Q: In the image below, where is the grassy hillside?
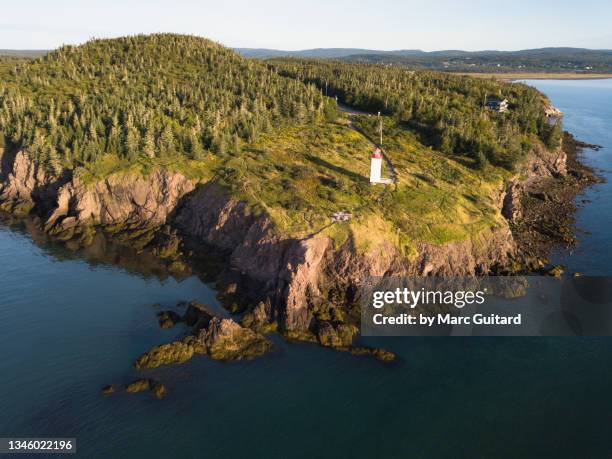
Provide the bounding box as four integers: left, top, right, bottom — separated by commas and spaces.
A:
0, 35, 547, 253
234, 118, 506, 253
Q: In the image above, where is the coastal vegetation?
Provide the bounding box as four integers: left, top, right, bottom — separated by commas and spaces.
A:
0, 34, 558, 253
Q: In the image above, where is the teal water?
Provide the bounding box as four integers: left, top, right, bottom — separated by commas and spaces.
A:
1, 79, 612, 458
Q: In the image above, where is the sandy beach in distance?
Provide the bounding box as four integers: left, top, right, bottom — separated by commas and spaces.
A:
456, 72, 612, 80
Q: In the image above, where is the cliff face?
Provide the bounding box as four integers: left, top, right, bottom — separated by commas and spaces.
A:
0, 149, 66, 216
502, 142, 568, 224
0, 143, 568, 335
44, 170, 194, 235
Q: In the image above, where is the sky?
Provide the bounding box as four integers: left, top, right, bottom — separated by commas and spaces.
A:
1, 0, 611, 51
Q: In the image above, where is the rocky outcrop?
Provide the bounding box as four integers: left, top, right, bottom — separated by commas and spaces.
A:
45, 170, 194, 236
134, 338, 196, 369
126, 378, 152, 393
502, 181, 523, 223
525, 142, 567, 180
196, 317, 272, 360
125, 379, 167, 399
501, 142, 568, 225
157, 310, 182, 329
0, 149, 66, 216
134, 307, 272, 369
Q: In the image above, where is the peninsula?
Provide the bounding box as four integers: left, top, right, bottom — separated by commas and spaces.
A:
0, 34, 597, 352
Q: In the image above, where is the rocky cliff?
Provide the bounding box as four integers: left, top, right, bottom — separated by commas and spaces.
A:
0, 149, 66, 216
0, 141, 569, 340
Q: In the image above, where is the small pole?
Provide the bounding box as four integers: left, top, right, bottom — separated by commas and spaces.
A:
378, 111, 382, 147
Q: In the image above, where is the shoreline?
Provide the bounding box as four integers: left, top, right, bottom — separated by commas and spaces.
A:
454, 72, 612, 81
509, 132, 603, 274
0, 132, 601, 285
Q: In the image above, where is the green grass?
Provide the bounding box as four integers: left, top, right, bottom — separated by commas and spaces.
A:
68, 112, 513, 256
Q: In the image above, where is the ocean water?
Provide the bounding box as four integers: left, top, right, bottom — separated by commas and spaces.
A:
1, 79, 612, 458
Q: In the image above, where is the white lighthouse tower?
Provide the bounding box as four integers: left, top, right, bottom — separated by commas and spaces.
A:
370, 147, 383, 183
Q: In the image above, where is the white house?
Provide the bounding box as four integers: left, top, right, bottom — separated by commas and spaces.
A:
486, 98, 509, 113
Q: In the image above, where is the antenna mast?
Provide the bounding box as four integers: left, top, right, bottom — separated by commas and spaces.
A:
378, 111, 383, 147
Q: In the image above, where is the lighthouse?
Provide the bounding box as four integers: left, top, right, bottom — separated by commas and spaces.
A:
370, 147, 383, 183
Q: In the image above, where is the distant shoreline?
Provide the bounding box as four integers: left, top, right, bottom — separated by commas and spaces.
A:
455, 72, 612, 81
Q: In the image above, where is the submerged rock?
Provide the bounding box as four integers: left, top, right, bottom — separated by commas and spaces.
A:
544, 265, 565, 278
126, 379, 151, 393
124, 378, 168, 399
101, 384, 116, 395
151, 381, 168, 400
346, 346, 396, 362
157, 310, 182, 329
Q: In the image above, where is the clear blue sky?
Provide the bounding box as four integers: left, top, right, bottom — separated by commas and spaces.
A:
2, 0, 611, 51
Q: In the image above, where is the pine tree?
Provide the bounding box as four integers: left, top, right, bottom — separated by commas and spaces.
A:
142, 129, 156, 159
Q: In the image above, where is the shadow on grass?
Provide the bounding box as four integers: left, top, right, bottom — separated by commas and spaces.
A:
305, 154, 369, 184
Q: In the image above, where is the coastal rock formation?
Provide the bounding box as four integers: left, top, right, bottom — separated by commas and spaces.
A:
502, 181, 523, 223
150, 381, 168, 400
0, 137, 583, 348
134, 339, 195, 369
126, 378, 152, 393
0, 149, 66, 216
45, 169, 194, 238
101, 384, 116, 395
196, 317, 272, 360
125, 379, 167, 399
157, 310, 182, 329
135, 310, 272, 368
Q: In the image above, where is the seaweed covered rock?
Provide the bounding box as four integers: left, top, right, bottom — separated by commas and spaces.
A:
347, 346, 396, 362
197, 317, 272, 360
316, 321, 343, 347
157, 310, 182, 329
151, 381, 168, 400
124, 378, 168, 399
126, 378, 151, 393
101, 384, 116, 395
134, 338, 195, 369
316, 321, 358, 348
545, 265, 565, 277
241, 301, 277, 333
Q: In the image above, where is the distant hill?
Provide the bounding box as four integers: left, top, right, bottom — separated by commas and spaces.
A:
236, 47, 612, 73
0, 49, 48, 58
236, 46, 612, 59
235, 48, 425, 59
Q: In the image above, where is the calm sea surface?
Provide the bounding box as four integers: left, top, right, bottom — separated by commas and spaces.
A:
1, 79, 611, 458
